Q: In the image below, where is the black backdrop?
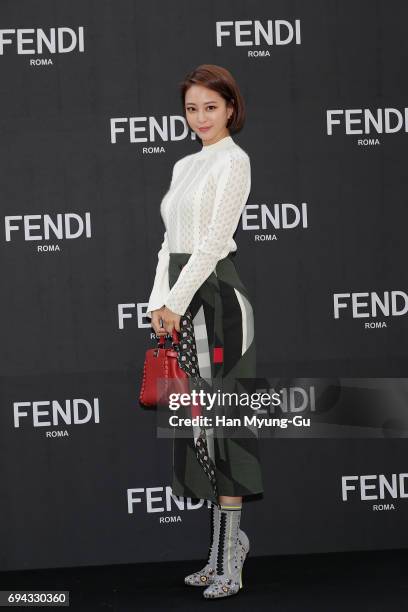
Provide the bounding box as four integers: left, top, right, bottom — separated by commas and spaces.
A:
1, 0, 408, 572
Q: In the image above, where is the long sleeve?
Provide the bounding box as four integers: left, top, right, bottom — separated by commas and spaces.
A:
164, 151, 251, 316
145, 158, 185, 320
145, 230, 170, 319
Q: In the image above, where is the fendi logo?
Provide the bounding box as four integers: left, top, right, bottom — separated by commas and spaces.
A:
327, 108, 408, 136
110, 116, 196, 151
118, 303, 157, 330
333, 291, 408, 328
128, 485, 211, 521
13, 398, 100, 429
342, 473, 408, 502
242, 202, 308, 242
254, 385, 316, 415
243, 203, 308, 230
4, 213, 92, 251
216, 19, 301, 51
0, 27, 85, 57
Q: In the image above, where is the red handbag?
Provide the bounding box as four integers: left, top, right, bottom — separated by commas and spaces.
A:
139, 329, 190, 407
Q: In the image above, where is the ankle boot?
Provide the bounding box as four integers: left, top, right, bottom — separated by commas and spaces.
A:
202, 503, 248, 599
184, 502, 219, 586
184, 503, 249, 587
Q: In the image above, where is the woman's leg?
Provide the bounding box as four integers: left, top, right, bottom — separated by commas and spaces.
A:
219, 495, 242, 505
203, 495, 248, 598
184, 502, 220, 587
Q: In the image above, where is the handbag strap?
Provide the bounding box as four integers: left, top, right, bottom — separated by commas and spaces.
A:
156, 328, 179, 350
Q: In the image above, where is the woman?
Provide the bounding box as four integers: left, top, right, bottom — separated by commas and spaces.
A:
145, 64, 264, 599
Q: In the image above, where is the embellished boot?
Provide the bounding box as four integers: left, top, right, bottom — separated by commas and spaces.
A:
184, 502, 219, 586
184, 503, 249, 587
202, 503, 248, 599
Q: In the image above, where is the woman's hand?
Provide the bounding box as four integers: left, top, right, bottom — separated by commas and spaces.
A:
151, 308, 167, 337
151, 306, 181, 336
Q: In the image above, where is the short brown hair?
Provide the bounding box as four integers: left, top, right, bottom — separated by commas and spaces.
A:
179, 64, 246, 132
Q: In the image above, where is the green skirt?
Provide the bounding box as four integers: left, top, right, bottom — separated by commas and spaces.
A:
168, 252, 264, 504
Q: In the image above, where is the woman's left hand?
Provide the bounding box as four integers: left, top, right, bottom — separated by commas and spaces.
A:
160, 306, 181, 334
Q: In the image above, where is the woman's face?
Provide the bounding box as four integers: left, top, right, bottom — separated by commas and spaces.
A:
184, 84, 233, 145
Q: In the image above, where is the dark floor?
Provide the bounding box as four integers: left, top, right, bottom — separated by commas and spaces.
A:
1, 549, 408, 611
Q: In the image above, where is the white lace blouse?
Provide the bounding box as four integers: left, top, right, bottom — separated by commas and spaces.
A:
145, 134, 251, 318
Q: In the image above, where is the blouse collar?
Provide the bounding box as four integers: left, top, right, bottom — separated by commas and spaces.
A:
199, 135, 234, 155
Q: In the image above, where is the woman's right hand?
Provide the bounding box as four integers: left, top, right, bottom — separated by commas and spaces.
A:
151, 307, 168, 337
